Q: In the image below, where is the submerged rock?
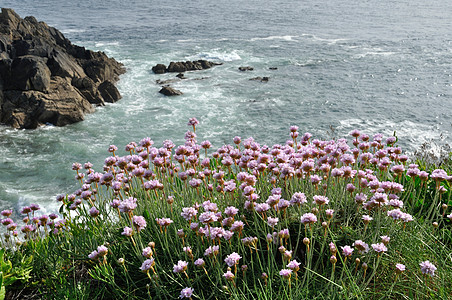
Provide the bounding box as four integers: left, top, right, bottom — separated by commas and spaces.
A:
238, 66, 254, 71
249, 77, 269, 82
0, 8, 125, 129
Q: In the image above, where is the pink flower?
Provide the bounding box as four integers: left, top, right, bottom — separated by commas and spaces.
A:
341, 245, 354, 257
371, 243, 387, 253
313, 195, 329, 206
230, 221, 244, 232
349, 129, 360, 138
431, 169, 448, 182
173, 260, 188, 273
97, 245, 108, 257
181, 207, 197, 222
1, 210, 12, 217
353, 240, 369, 254
325, 209, 334, 219
88, 250, 98, 260
133, 216, 147, 232
279, 269, 292, 279
179, 287, 194, 299
223, 270, 235, 281
156, 218, 173, 227
142, 247, 153, 258
255, 203, 271, 213
199, 212, 218, 224
119, 197, 137, 213
300, 213, 317, 225
140, 258, 155, 272
224, 206, 239, 217
224, 252, 242, 267
380, 235, 390, 245
267, 217, 279, 227
395, 263, 405, 274
287, 260, 301, 272
419, 261, 436, 277
122, 226, 133, 237
362, 215, 373, 224
204, 245, 219, 258
194, 258, 205, 268
187, 117, 199, 127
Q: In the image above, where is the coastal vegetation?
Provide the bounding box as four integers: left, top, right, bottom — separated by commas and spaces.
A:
1, 119, 451, 299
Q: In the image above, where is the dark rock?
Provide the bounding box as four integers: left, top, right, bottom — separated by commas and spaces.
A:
176, 73, 185, 79
152, 60, 221, 74
7, 56, 51, 92
0, 8, 125, 129
159, 86, 183, 96
239, 66, 254, 71
167, 61, 190, 73
47, 49, 86, 78
152, 64, 167, 74
2, 77, 94, 128
269, 67, 278, 70
98, 80, 121, 103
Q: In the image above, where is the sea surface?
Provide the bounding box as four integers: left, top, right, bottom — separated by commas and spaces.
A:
1, 0, 451, 215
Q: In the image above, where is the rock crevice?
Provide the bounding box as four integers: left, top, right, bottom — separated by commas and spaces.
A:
0, 8, 125, 128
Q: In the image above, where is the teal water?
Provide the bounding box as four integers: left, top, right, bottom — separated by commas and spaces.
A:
1, 0, 451, 214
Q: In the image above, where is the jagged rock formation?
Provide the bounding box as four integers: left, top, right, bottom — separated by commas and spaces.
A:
0, 8, 125, 128
152, 60, 221, 74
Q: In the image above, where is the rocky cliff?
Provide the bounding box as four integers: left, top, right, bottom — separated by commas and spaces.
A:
0, 8, 125, 129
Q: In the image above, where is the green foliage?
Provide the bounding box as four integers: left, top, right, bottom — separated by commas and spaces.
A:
0, 248, 32, 299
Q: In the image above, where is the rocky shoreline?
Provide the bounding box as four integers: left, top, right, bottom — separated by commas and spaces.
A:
0, 8, 125, 129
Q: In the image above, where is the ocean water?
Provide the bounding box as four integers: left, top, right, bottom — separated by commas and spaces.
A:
1, 0, 451, 215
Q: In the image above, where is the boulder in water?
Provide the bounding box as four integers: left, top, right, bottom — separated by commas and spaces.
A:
159, 86, 183, 96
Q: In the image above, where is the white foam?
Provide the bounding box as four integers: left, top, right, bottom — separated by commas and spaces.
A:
355, 51, 396, 58
250, 35, 298, 42
95, 41, 120, 47
188, 50, 242, 62
60, 28, 86, 34
311, 35, 348, 45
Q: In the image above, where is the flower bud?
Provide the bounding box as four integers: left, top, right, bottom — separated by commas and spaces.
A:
330, 255, 337, 264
